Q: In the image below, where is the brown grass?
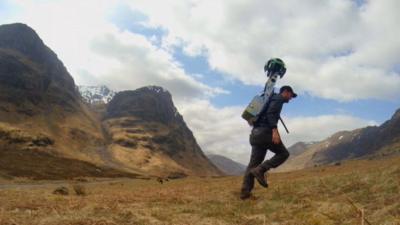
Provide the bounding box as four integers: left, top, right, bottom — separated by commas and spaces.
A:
0, 156, 399, 225
72, 184, 86, 196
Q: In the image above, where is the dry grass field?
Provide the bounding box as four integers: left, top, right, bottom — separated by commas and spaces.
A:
0, 156, 399, 225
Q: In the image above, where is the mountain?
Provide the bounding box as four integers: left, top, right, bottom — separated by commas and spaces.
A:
0, 23, 221, 179
0, 23, 77, 113
278, 109, 400, 172
0, 23, 137, 179
78, 85, 116, 104
103, 86, 223, 177
287, 142, 315, 157
312, 109, 400, 163
207, 154, 246, 175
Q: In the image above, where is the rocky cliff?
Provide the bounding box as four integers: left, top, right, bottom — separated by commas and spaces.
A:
102, 86, 222, 177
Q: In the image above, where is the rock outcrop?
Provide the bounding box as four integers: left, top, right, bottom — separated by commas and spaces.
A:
103, 86, 222, 177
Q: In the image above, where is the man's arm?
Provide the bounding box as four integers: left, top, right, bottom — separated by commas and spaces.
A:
272, 128, 281, 144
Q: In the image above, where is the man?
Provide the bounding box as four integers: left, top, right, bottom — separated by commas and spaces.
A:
240, 85, 297, 200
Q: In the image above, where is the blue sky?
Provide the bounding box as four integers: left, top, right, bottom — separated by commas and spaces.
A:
1, 0, 399, 163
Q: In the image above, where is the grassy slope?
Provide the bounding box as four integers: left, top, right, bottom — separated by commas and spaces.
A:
0, 121, 142, 180
0, 148, 139, 180
104, 116, 222, 177
104, 117, 190, 177
0, 156, 399, 225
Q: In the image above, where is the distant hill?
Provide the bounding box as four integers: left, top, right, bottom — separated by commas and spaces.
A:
312, 109, 400, 163
278, 109, 400, 172
207, 154, 246, 175
287, 142, 316, 157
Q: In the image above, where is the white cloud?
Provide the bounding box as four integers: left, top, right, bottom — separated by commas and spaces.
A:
176, 99, 253, 164
286, 57, 400, 101
89, 31, 228, 100
126, 0, 400, 102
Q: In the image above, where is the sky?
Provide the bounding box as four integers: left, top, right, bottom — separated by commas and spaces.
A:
1, 0, 399, 164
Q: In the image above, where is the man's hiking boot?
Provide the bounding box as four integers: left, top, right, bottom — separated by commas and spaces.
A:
250, 167, 268, 188
240, 191, 251, 200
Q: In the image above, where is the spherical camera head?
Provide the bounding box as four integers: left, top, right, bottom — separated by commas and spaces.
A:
264, 58, 286, 78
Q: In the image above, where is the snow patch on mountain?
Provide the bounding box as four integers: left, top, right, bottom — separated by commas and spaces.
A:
78, 85, 117, 104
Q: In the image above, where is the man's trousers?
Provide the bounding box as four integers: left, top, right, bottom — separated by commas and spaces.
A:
241, 127, 290, 193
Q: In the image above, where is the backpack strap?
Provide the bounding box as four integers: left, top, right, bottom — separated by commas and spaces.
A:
279, 117, 290, 134
253, 93, 274, 126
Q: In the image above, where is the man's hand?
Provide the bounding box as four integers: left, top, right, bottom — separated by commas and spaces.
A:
272, 128, 281, 144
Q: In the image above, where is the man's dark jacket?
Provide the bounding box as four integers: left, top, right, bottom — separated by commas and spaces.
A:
254, 94, 285, 129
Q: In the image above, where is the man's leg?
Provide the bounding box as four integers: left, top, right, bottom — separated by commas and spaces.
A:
241, 145, 267, 197
259, 142, 290, 171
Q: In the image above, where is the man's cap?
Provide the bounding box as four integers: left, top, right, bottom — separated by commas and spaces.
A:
279, 85, 297, 98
